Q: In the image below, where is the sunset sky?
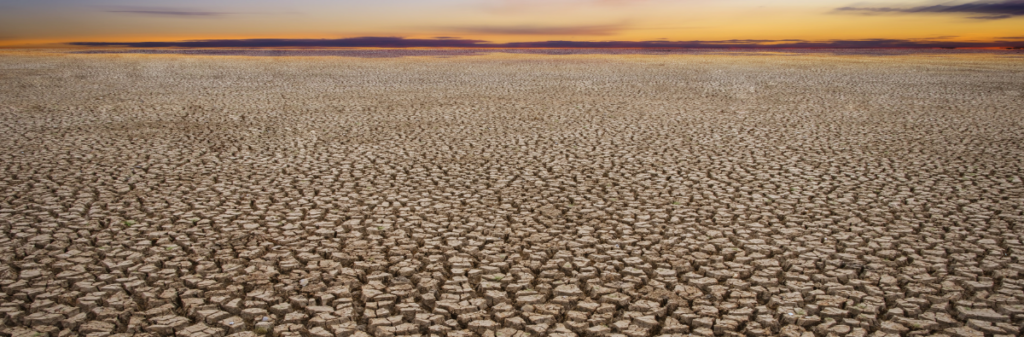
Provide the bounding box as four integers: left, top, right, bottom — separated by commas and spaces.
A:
1, 0, 1022, 47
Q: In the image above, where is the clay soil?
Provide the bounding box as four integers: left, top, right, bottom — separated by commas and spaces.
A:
1, 50, 1023, 337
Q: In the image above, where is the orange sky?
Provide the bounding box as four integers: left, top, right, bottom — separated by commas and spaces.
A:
2, 0, 1023, 47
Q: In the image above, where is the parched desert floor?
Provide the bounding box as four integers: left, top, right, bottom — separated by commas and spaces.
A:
1, 50, 1023, 337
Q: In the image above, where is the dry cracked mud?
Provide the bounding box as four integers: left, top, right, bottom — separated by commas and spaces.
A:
1, 50, 1023, 337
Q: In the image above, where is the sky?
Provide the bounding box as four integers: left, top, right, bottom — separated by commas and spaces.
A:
1, 0, 1022, 47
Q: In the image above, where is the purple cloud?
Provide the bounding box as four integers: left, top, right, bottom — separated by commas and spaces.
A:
836, 0, 1024, 19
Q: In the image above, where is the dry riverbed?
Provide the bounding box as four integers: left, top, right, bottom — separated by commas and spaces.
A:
1, 50, 1023, 337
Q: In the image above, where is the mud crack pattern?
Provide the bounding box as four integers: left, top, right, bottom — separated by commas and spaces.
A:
1, 51, 1023, 337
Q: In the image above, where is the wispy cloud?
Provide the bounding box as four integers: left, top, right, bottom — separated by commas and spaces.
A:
440, 23, 628, 36
915, 35, 960, 40
836, 0, 1024, 20
104, 6, 235, 17
68, 37, 1024, 49
491, 0, 651, 6
480, 0, 653, 14
107, 10, 228, 17
591, 0, 650, 5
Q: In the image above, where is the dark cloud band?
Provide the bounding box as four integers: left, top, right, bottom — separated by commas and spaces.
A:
836, 0, 1024, 20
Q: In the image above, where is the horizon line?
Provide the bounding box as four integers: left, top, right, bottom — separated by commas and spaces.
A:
58, 37, 1024, 49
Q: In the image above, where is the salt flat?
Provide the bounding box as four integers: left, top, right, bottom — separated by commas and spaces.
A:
1, 50, 1023, 337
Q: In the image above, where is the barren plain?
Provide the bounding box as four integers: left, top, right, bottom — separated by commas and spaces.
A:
1, 50, 1023, 337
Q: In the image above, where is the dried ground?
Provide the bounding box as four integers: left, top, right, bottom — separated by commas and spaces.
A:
1, 50, 1023, 337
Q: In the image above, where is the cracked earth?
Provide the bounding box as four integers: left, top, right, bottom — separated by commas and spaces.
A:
1, 51, 1023, 337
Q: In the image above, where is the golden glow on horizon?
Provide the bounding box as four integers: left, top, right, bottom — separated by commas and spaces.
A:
1, 1, 1022, 47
